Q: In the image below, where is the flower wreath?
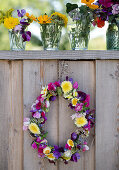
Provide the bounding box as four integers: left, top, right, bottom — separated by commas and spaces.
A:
23, 77, 95, 164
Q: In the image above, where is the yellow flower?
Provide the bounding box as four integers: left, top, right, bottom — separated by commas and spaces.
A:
25, 12, 37, 22
46, 153, 55, 160
51, 12, 68, 27
81, 0, 99, 9
37, 15, 52, 24
28, 123, 40, 134
43, 147, 51, 154
72, 98, 78, 106
67, 139, 74, 147
61, 81, 72, 94
4, 17, 19, 29
75, 116, 88, 127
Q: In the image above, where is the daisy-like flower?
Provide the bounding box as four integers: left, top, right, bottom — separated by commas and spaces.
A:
61, 81, 72, 94
28, 123, 41, 134
46, 153, 55, 160
72, 98, 79, 106
25, 12, 37, 22
37, 14, 52, 24
4, 17, 19, 29
75, 116, 88, 127
51, 12, 68, 27
67, 139, 74, 147
43, 146, 51, 154
41, 86, 48, 97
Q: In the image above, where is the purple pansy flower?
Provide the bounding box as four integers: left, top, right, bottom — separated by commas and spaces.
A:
50, 96, 56, 101
71, 132, 77, 141
53, 151, 61, 159
71, 153, 80, 162
14, 25, 22, 32
77, 91, 86, 101
17, 9, 26, 18
20, 18, 29, 25
22, 31, 31, 42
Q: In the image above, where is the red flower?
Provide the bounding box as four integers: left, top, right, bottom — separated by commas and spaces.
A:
96, 17, 105, 28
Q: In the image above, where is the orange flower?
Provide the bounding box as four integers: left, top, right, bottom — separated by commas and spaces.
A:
26, 13, 37, 22
81, 0, 99, 9
37, 15, 52, 24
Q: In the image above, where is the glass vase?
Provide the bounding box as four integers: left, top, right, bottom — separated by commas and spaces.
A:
9, 30, 26, 51
106, 23, 119, 50
69, 23, 90, 50
40, 24, 62, 50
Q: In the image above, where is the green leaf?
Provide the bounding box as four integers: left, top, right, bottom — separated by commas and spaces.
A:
57, 87, 62, 96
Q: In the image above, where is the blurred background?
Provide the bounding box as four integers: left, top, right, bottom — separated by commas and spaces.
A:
0, 0, 108, 50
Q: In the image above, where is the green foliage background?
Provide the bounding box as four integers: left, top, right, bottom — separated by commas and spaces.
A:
0, 0, 106, 50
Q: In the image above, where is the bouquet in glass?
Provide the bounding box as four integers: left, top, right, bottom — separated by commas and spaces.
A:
37, 12, 68, 50
0, 9, 36, 51
66, 1, 99, 50
93, 0, 119, 50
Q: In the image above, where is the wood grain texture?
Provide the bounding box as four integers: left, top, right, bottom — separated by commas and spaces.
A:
0, 61, 23, 170
23, 60, 58, 170
58, 61, 95, 170
0, 50, 119, 60
96, 60, 119, 170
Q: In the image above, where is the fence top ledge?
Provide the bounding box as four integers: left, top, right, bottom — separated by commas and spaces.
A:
0, 50, 119, 60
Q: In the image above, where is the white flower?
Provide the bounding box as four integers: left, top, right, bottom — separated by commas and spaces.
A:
41, 86, 48, 97
64, 150, 72, 157
46, 100, 50, 108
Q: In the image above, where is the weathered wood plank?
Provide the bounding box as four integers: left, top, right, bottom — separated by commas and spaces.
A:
0, 61, 23, 170
8, 61, 23, 170
58, 61, 95, 170
96, 60, 119, 170
23, 60, 58, 170
0, 50, 119, 60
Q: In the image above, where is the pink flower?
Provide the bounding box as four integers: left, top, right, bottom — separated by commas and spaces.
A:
23, 117, 30, 131
54, 81, 61, 87
33, 112, 41, 118
84, 121, 91, 131
41, 111, 45, 117
73, 82, 78, 89
48, 82, 56, 91
32, 142, 37, 149
36, 137, 41, 143
75, 103, 84, 112
84, 95, 90, 107
36, 101, 41, 110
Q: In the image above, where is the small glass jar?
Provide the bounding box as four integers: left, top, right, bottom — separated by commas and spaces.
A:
69, 23, 90, 50
9, 30, 26, 51
106, 23, 119, 50
40, 24, 62, 50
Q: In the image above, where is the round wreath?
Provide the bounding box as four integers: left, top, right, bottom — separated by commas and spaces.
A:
23, 76, 95, 164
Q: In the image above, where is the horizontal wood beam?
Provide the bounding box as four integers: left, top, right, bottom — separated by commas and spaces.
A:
0, 50, 119, 60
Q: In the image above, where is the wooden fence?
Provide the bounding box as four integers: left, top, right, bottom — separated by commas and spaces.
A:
0, 51, 119, 170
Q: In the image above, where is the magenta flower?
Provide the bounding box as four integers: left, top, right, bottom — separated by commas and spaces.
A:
75, 103, 83, 112
65, 144, 71, 150
54, 81, 61, 87
33, 112, 41, 118
112, 4, 119, 15
84, 95, 90, 107
99, 0, 113, 8
32, 142, 37, 149
48, 82, 56, 91
73, 81, 78, 89
36, 101, 41, 110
